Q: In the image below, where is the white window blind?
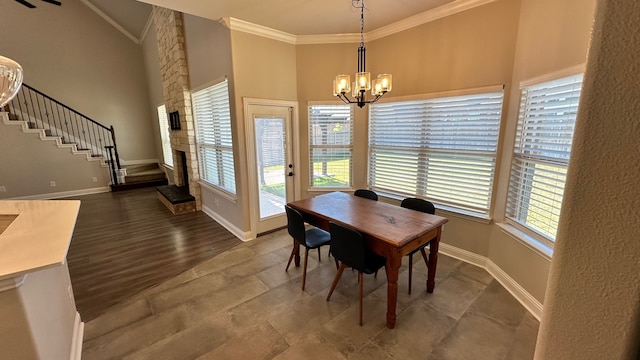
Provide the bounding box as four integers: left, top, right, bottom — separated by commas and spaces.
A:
192, 79, 236, 194
157, 105, 173, 167
506, 74, 583, 243
369, 90, 504, 215
309, 104, 353, 188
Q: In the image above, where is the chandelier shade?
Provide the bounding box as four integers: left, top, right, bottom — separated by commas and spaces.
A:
0, 55, 24, 107
333, 0, 392, 108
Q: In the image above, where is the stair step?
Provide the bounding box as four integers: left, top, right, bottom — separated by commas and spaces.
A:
111, 178, 168, 192
124, 163, 160, 175
125, 170, 166, 184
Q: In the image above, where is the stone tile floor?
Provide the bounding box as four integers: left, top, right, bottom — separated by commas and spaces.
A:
82, 229, 539, 359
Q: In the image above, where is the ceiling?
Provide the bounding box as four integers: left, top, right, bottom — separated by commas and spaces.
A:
85, 0, 458, 41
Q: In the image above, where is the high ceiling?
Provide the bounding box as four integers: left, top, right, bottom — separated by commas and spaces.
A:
138, 0, 454, 35
89, 0, 457, 40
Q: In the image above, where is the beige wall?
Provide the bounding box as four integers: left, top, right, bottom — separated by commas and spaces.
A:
0, 118, 110, 199
489, 0, 597, 303
214, 30, 298, 231
295, 0, 521, 258
0, 0, 155, 162
535, 0, 640, 357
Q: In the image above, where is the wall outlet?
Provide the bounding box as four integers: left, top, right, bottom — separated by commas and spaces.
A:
92, 177, 98, 183
50, 181, 56, 187
0, 186, 6, 192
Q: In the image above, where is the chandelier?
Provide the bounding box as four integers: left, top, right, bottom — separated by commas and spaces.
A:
333, 0, 392, 108
0, 55, 23, 107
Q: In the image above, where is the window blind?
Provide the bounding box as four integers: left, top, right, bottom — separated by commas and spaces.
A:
506, 74, 583, 242
369, 91, 504, 215
192, 79, 236, 194
309, 104, 353, 188
157, 104, 173, 167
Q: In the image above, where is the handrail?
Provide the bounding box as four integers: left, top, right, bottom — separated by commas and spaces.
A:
5, 83, 122, 185
20, 83, 111, 131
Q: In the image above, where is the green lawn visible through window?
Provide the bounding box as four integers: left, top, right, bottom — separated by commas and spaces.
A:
312, 159, 350, 187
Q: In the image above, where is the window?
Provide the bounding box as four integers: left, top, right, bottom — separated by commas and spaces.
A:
506, 74, 583, 244
157, 104, 174, 167
369, 89, 504, 216
192, 79, 236, 194
309, 104, 353, 188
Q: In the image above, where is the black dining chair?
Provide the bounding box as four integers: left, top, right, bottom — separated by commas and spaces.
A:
354, 189, 378, 201
285, 205, 334, 290
400, 197, 436, 295
326, 222, 387, 326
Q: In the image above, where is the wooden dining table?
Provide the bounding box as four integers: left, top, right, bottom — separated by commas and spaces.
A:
287, 191, 448, 329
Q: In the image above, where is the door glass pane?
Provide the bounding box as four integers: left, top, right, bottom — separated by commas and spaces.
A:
255, 117, 286, 218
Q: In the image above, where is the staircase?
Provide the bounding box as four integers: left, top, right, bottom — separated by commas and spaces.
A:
112, 163, 168, 191
3, 83, 125, 187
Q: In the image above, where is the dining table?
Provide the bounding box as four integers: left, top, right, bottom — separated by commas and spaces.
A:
287, 191, 448, 329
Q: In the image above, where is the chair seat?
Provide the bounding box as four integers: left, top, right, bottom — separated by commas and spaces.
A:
304, 227, 331, 249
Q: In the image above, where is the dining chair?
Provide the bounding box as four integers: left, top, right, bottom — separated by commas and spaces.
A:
285, 205, 334, 290
326, 222, 387, 326
400, 197, 436, 295
354, 189, 378, 201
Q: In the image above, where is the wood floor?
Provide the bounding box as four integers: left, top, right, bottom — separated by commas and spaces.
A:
66, 187, 242, 321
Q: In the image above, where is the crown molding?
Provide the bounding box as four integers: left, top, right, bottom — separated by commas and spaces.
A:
219, 17, 297, 44
367, 0, 499, 41
219, 0, 498, 45
80, 0, 141, 44
140, 11, 155, 43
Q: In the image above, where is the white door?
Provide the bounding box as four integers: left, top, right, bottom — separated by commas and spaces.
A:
244, 99, 299, 236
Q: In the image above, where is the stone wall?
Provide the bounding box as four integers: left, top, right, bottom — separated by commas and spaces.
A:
152, 7, 201, 210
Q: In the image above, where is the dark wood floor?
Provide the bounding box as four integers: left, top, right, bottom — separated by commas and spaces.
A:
66, 187, 242, 321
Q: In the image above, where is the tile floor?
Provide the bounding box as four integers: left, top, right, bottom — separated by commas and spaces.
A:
82, 229, 539, 359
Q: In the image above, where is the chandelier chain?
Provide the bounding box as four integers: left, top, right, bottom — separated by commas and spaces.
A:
353, 0, 366, 47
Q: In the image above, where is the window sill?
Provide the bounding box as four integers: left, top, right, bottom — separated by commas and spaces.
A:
198, 180, 237, 203
496, 222, 553, 260
307, 187, 354, 194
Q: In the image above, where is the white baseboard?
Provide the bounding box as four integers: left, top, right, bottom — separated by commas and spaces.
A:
439, 242, 543, 321
486, 260, 544, 320
9, 187, 111, 200
201, 205, 252, 241
70, 312, 84, 360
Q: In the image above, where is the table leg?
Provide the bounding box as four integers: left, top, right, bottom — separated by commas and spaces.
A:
427, 234, 440, 293
385, 256, 401, 329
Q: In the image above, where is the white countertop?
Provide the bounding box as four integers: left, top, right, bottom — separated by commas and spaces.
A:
0, 200, 80, 280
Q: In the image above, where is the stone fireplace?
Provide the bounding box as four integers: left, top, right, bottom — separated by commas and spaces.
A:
152, 7, 201, 213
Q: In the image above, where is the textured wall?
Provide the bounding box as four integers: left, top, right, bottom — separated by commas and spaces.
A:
535, 0, 640, 358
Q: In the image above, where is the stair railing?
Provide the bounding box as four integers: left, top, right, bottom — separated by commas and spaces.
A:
5, 83, 122, 185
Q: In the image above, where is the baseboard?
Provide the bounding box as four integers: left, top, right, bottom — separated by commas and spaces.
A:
201, 205, 253, 241
439, 242, 543, 321
439, 242, 488, 269
486, 260, 544, 320
9, 187, 111, 200
70, 312, 84, 360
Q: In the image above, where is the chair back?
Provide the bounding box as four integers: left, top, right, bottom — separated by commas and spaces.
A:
400, 197, 435, 215
329, 222, 367, 272
354, 189, 378, 201
285, 205, 307, 244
